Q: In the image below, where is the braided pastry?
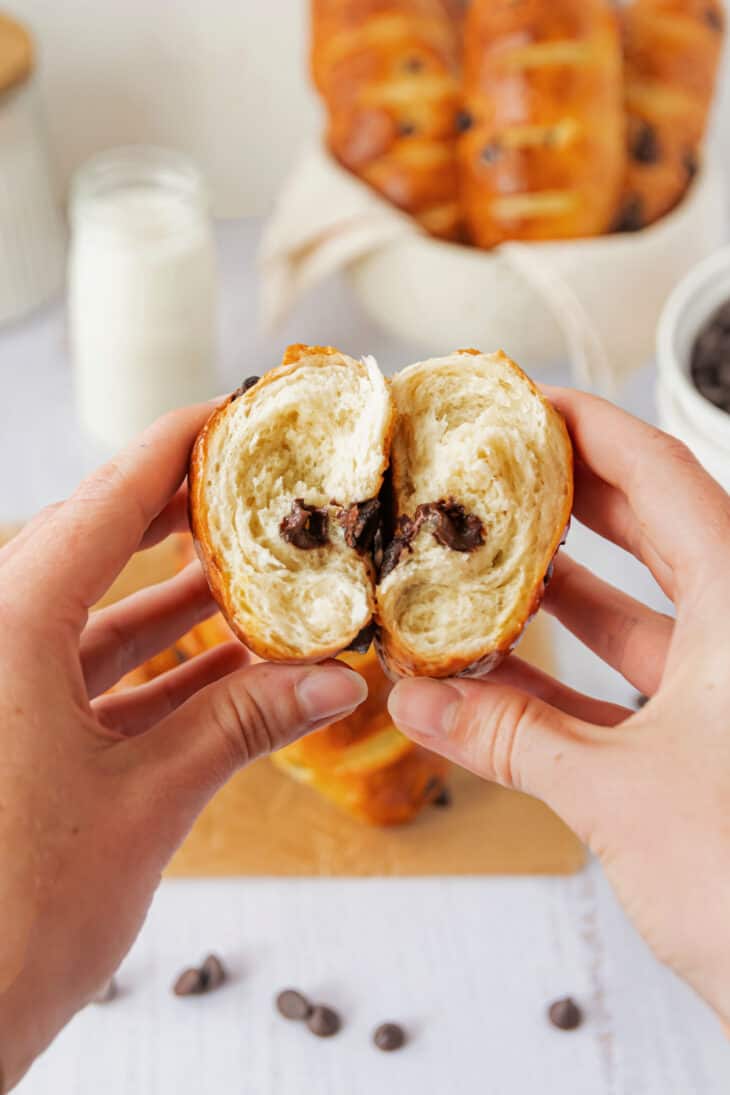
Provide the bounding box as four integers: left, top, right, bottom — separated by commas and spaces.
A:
458, 0, 626, 247
311, 0, 463, 239
616, 0, 725, 231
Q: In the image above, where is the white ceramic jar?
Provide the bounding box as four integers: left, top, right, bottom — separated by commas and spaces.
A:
69, 146, 218, 448
0, 15, 65, 325
656, 246, 730, 494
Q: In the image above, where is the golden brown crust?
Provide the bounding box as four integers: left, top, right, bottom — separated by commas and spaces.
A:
311, 0, 463, 239
189, 345, 394, 664
271, 648, 449, 824
617, 0, 724, 230
376, 350, 574, 678
459, 0, 626, 248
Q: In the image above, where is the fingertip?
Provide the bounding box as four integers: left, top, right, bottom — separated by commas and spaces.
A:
295, 663, 368, 724
388, 678, 461, 740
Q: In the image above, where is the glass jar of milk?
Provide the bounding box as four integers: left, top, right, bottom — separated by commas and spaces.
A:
69, 146, 217, 448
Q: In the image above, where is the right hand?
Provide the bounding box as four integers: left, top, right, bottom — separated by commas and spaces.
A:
388, 388, 730, 1029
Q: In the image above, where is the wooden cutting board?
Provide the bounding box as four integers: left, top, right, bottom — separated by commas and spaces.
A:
4, 526, 586, 876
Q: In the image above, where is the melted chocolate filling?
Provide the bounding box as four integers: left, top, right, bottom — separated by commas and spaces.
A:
379, 497, 485, 581
339, 498, 382, 556
344, 621, 376, 654
279, 499, 329, 550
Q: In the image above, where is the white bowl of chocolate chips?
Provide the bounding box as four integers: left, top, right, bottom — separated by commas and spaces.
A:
657, 244, 730, 493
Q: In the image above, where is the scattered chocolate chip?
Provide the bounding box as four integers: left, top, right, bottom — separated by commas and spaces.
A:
200, 954, 226, 990
455, 109, 473, 134
345, 621, 376, 654
635, 693, 649, 709
280, 499, 330, 550
398, 121, 417, 137
92, 977, 118, 1004
631, 122, 661, 164
276, 988, 313, 1021
704, 6, 724, 30
683, 149, 699, 180
307, 1004, 341, 1038
548, 997, 583, 1030
173, 967, 207, 997
418, 498, 485, 552
340, 498, 382, 556
373, 1022, 406, 1052
403, 56, 424, 73
480, 142, 501, 165
613, 196, 644, 233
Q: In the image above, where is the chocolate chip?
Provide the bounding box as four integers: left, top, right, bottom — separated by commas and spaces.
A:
340, 498, 382, 556
92, 977, 118, 1004
683, 149, 699, 180
276, 988, 313, 1021
691, 301, 730, 412
418, 498, 485, 552
200, 954, 226, 990
432, 786, 452, 808
631, 122, 661, 164
455, 110, 473, 134
398, 121, 417, 137
373, 1022, 406, 1052
235, 375, 261, 398
548, 997, 583, 1030
705, 6, 724, 30
480, 142, 501, 165
613, 196, 645, 233
403, 56, 424, 73
280, 499, 329, 550
173, 967, 207, 997
345, 621, 376, 654
543, 561, 555, 588
307, 1004, 341, 1038
635, 693, 649, 709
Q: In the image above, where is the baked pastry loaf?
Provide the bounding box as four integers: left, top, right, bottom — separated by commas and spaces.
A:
617, 0, 725, 231
310, 0, 463, 239
272, 647, 449, 824
458, 0, 625, 248
376, 350, 573, 677
189, 345, 393, 663
190, 347, 572, 677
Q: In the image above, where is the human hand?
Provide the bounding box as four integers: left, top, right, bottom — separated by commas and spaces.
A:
388, 389, 730, 1028
0, 404, 367, 1090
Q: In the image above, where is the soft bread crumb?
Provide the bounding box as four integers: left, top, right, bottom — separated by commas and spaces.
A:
377, 350, 573, 674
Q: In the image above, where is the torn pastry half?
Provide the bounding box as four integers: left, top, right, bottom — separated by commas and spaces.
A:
189, 344, 394, 662
189, 345, 573, 677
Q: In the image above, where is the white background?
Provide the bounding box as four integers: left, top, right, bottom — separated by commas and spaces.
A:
4, 0, 730, 215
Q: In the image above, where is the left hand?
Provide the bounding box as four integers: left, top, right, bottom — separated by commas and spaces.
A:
0, 403, 367, 1090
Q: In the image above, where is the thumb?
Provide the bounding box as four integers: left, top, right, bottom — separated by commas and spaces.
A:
388, 677, 597, 836
128, 660, 367, 836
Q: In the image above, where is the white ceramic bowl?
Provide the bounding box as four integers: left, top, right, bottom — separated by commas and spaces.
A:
347, 163, 726, 384
657, 246, 730, 493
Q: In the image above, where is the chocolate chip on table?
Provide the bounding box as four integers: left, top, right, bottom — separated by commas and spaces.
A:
280, 499, 330, 550
276, 988, 313, 1021
173, 967, 208, 997
307, 1004, 342, 1038
631, 122, 661, 164
373, 1022, 407, 1052
432, 786, 452, 808
92, 977, 118, 1004
548, 997, 583, 1031
200, 954, 226, 990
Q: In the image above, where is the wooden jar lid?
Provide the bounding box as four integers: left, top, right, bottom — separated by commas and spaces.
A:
0, 12, 33, 95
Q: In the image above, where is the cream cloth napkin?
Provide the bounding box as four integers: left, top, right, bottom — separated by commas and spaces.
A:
259, 145, 727, 392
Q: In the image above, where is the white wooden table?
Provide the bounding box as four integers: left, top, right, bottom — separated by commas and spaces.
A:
3, 219, 729, 1094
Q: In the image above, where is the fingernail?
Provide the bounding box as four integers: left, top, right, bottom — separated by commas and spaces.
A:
388, 679, 461, 738
296, 665, 368, 723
